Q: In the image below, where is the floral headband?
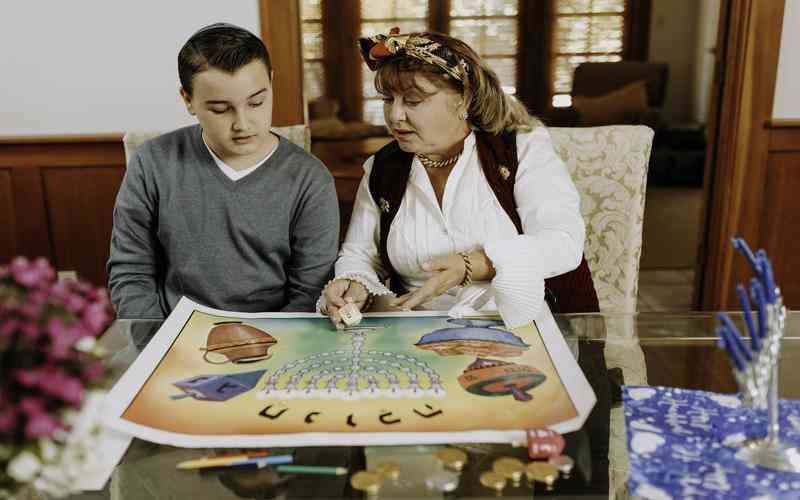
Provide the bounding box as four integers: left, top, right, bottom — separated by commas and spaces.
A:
357, 27, 468, 82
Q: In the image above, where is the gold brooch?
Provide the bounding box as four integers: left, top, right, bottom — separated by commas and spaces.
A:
378, 198, 390, 213
499, 165, 511, 180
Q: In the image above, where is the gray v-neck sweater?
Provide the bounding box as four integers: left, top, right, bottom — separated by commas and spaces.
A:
108, 125, 339, 318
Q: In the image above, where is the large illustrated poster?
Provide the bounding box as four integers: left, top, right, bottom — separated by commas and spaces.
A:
104, 298, 595, 447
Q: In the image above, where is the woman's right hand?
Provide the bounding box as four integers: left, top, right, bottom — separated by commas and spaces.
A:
322, 279, 370, 329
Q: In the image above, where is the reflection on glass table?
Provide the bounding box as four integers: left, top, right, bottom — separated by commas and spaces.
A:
61, 312, 800, 499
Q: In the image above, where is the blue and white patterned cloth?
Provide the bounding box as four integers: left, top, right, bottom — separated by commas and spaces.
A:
624, 386, 800, 499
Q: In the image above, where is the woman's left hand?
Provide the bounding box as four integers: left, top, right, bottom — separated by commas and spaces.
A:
390, 254, 467, 310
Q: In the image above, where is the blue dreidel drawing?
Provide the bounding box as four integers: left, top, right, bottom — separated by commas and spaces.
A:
172, 370, 266, 401
715, 237, 800, 472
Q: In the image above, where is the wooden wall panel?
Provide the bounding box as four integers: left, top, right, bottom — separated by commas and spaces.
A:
0, 169, 16, 263
0, 136, 126, 286
700, 0, 786, 310
9, 167, 51, 261
259, 0, 305, 126
761, 152, 800, 305
41, 166, 125, 287
761, 124, 800, 308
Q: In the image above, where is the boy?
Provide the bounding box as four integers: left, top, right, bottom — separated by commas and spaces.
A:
108, 23, 339, 318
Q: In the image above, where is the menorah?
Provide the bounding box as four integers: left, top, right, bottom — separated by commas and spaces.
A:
257, 325, 446, 400
715, 237, 800, 472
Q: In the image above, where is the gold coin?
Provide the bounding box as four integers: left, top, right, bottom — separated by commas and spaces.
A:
479, 471, 507, 492
375, 461, 401, 480
526, 462, 558, 486
350, 471, 382, 495
492, 457, 526, 482
435, 448, 468, 471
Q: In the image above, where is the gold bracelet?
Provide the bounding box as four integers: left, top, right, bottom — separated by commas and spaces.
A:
457, 252, 473, 287
362, 292, 375, 312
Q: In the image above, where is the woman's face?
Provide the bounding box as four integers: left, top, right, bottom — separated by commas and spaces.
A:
382, 74, 468, 156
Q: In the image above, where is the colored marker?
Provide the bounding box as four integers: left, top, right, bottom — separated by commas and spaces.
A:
275, 465, 349, 476
177, 453, 292, 470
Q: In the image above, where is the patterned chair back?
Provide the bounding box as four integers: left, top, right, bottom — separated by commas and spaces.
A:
122, 125, 311, 163
549, 125, 654, 314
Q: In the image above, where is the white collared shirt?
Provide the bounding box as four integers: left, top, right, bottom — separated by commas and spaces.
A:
333, 126, 585, 327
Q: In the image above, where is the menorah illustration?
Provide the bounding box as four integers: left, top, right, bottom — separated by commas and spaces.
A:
257, 325, 446, 400
716, 237, 800, 472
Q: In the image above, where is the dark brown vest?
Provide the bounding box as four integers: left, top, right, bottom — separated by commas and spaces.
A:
368, 130, 600, 314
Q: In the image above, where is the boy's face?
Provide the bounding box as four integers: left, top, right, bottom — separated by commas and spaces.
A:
181, 59, 275, 167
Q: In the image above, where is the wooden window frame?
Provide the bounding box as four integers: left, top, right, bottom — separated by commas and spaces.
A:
545, 0, 651, 110
307, 0, 650, 121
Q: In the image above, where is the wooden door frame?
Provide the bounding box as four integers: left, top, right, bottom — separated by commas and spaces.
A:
696, 0, 786, 309
259, 0, 306, 126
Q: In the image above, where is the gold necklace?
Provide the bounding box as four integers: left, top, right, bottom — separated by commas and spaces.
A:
417, 152, 461, 169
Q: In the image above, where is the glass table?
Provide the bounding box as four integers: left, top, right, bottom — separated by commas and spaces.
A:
65, 312, 800, 499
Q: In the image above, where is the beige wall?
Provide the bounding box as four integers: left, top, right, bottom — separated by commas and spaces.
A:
649, 0, 701, 124
692, 0, 721, 124
773, 0, 800, 119
0, 1, 260, 136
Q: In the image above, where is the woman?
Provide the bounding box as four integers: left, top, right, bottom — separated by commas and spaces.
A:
320, 29, 597, 329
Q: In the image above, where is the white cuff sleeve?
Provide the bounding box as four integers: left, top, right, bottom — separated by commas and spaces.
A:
314, 272, 394, 313
484, 235, 546, 328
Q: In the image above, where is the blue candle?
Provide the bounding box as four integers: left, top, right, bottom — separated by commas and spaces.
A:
717, 313, 752, 363
732, 237, 760, 273
750, 278, 768, 341
756, 250, 777, 303
716, 326, 745, 372
736, 284, 760, 352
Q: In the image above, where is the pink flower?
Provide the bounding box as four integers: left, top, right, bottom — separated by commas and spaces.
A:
0, 408, 18, 434
38, 368, 84, 405
46, 317, 66, 338
0, 318, 20, 337
25, 413, 61, 439
18, 300, 43, 319
81, 303, 110, 334
19, 396, 46, 416
58, 377, 85, 406
48, 324, 83, 360
9, 257, 48, 288
15, 368, 42, 387
63, 293, 87, 314
32, 257, 55, 282
48, 280, 69, 302
20, 320, 41, 341
81, 361, 105, 382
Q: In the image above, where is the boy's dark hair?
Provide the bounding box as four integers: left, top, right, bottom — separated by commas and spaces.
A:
178, 23, 272, 97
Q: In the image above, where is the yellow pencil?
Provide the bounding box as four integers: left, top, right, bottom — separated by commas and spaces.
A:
176, 451, 273, 469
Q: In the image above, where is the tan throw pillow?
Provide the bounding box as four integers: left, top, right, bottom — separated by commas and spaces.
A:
572, 80, 649, 126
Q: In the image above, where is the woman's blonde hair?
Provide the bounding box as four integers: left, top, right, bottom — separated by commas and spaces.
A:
374, 31, 539, 134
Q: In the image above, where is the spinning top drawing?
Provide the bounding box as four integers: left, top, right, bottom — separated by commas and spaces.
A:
458, 358, 545, 402
200, 321, 277, 364
415, 319, 529, 358
172, 370, 266, 401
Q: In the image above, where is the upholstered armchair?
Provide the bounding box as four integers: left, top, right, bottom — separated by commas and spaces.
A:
550, 124, 653, 499
545, 62, 669, 129
550, 125, 653, 314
